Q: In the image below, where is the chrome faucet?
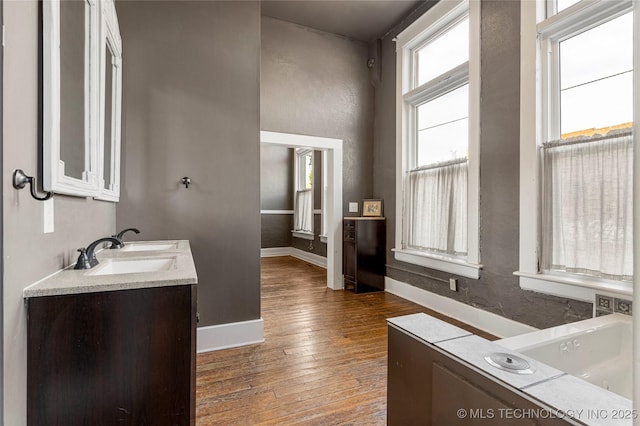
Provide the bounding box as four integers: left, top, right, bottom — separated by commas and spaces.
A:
75, 237, 122, 270
109, 227, 141, 249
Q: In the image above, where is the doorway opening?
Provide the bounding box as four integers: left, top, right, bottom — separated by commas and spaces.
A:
260, 131, 343, 290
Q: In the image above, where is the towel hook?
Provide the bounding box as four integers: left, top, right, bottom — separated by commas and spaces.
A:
13, 169, 53, 201
181, 176, 191, 189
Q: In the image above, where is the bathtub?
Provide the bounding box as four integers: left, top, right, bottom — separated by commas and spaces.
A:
498, 313, 632, 399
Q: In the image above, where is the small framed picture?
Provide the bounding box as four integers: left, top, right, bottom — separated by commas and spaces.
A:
362, 199, 383, 217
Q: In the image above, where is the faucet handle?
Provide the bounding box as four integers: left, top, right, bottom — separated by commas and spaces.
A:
74, 248, 91, 270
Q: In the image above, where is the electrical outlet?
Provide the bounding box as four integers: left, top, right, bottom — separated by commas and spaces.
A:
449, 278, 457, 291
349, 202, 359, 213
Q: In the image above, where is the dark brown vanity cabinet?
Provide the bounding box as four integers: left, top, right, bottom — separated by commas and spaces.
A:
343, 217, 385, 292
26, 285, 197, 426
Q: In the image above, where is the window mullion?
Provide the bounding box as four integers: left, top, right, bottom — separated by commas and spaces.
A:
538, 0, 633, 41
403, 61, 469, 105
548, 40, 561, 140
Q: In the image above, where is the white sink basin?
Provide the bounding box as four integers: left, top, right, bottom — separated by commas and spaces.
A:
89, 257, 176, 276
121, 243, 177, 252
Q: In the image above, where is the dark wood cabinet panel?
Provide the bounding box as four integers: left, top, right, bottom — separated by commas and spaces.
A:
343, 218, 385, 293
27, 285, 196, 426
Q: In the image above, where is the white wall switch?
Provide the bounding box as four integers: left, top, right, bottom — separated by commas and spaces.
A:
349, 202, 359, 213
449, 278, 457, 291
43, 198, 54, 233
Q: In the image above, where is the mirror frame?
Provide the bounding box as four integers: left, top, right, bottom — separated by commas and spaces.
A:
43, 0, 101, 196
95, 0, 122, 202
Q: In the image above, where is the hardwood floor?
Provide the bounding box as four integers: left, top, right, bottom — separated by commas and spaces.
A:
196, 256, 495, 425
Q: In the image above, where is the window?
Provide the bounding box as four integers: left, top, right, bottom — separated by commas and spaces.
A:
394, 0, 481, 278
519, 0, 636, 299
293, 149, 314, 239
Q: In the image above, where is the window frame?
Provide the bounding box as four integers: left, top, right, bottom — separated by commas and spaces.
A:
292, 148, 314, 240
393, 0, 481, 279
518, 0, 635, 301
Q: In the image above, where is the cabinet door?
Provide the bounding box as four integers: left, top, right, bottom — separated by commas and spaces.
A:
27, 285, 196, 426
344, 240, 357, 282
355, 220, 385, 290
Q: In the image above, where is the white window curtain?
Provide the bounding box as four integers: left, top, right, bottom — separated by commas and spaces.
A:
294, 189, 313, 233
405, 158, 468, 255
542, 130, 633, 281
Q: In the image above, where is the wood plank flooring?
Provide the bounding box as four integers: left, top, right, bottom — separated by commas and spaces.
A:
196, 256, 496, 425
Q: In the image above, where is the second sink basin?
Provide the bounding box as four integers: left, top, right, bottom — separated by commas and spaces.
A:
89, 257, 176, 276
121, 242, 178, 252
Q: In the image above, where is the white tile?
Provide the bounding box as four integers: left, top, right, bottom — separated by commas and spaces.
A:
524, 374, 632, 426
387, 312, 471, 344
436, 334, 565, 389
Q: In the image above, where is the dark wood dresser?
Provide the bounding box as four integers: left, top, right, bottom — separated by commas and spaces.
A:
343, 217, 386, 293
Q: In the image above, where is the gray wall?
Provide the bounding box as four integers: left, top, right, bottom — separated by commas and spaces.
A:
291, 215, 327, 257
260, 145, 293, 248
2, 2, 116, 423
373, 0, 592, 329
116, 1, 261, 327
261, 16, 375, 213
261, 145, 293, 211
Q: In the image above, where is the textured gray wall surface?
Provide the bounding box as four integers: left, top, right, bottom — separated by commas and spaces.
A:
373, 0, 592, 329
261, 215, 292, 248
260, 145, 292, 248
261, 145, 293, 211
3, 2, 116, 423
261, 16, 375, 213
116, 1, 261, 326
292, 215, 327, 257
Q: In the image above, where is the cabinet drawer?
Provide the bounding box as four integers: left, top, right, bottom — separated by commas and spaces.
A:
344, 230, 356, 241
344, 220, 355, 230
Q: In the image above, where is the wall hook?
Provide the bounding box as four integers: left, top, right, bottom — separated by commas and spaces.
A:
181, 177, 191, 189
13, 169, 53, 201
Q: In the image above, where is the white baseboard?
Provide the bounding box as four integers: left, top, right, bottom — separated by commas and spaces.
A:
260, 247, 291, 257
290, 247, 327, 268
260, 247, 327, 269
197, 318, 264, 353
385, 277, 538, 338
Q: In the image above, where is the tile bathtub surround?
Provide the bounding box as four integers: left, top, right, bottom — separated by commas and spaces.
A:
614, 298, 632, 315
595, 293, 632, 317
387, 313, 472, 344
389, 313, 564, 390
436, 335, 566, 390
391, 312, 633, 426
523, 374, 632, 426
596, 294, 613, 311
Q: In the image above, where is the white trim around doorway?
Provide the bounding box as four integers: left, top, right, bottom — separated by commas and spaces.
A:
260, 130, 343, 290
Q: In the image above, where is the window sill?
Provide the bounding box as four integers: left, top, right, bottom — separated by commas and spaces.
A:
514, 271, 632, 302
392, 248, 482, 279
319, 235, 328, 244
291, 231, 314, 241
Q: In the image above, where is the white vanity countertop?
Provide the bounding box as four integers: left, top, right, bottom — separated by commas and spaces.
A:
23, 240, 197, 298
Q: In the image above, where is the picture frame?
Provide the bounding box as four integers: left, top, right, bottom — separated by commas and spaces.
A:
362, 199, 383, 217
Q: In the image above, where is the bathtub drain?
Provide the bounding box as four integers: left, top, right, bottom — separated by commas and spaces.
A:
484, 352, 535, 375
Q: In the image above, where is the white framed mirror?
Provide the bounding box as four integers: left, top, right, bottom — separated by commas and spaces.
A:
96, 0, 122, 202
43, 0, 100, 196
